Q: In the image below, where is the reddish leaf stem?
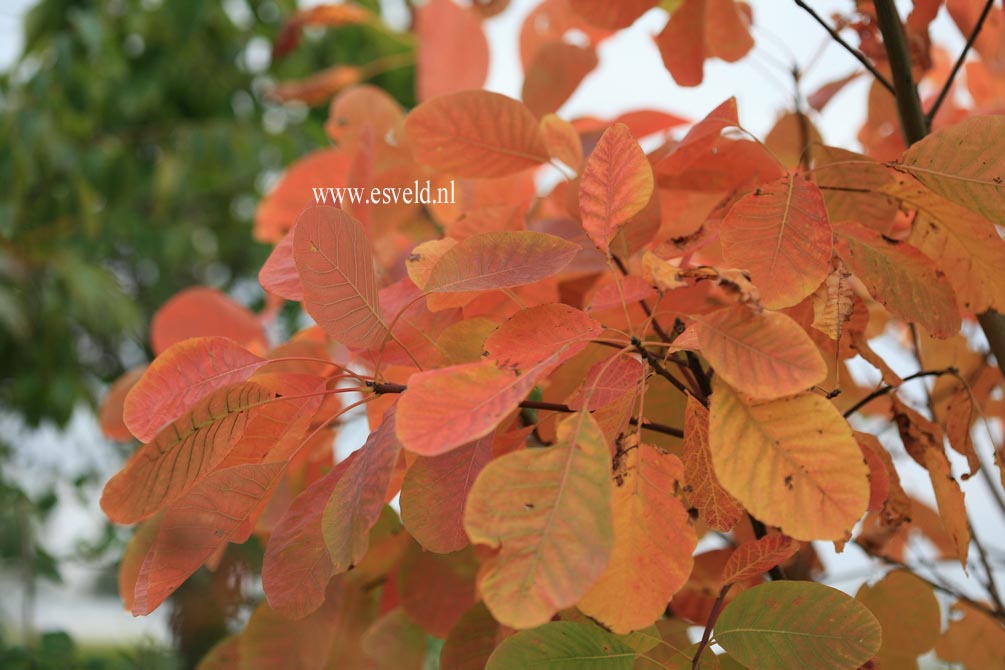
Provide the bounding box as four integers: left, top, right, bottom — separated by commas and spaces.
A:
692, 583, 732, 670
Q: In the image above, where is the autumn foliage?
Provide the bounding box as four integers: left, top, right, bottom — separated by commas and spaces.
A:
99, 1, 1005, 669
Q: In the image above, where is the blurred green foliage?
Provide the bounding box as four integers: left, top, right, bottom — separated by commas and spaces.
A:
0, 0, 415, 665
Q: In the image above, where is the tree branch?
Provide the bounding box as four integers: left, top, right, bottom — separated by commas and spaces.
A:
842, 367, 957, 418
872, 0, 928, 143
369, 382, 684, 438
926, 0, 996, 124
792, 0, 895, 95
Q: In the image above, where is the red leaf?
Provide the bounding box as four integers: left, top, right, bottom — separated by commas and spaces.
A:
424, 231, 579, 293
399, 433, 495, 553
720, 534, 800, 587
395, 360, 542, 456
322, 408, 403, 573
484, 303, 604, 371
132, 462, 286, 614
522, 42, 598, 117
123, 336, 267, 443
568, 0, 657, 28
102, 382, 274, 524
150, 287, 266, 356
260, 225, 304, 301
721, 175, 833, 309
99, 366, 146, 442
416, 0, 489, 101
293, 206, 389, 350
579, 123, 654, 253
262, 454, 357, 619
254, 148, 353, 243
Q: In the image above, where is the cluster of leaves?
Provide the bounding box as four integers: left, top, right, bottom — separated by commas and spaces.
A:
98, 1, 1005, 669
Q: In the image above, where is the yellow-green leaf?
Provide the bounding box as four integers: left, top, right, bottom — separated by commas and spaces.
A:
715, 581, 882, 670
464, 412, 614, 628
709, 377, 868, 540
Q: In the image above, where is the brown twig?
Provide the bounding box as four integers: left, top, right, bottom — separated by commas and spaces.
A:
369, 382, 684, 438
926, 0, 996, 123
792, 0, 895, 95
872, 0, 929, 142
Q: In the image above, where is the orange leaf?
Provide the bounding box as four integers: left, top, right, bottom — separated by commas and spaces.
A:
484, 303, 603, 371
834, 220, 960, 338
856, 570, 940, 668
578, 444, 696, 633
405, 91, 549, 178
254, 148, 353, 243
656, 98, 738, 177
568, 0, 657, 28
709, 377, 869, 541
579, 123, 654, 253
322, 408, 403, 573
682, 397, 744, 531
99, 366, 146, 442
856, 433, 891, 513
395, 360, 541, 456
119, 516, 162, 613
695, 306, 827, 399
540, 114, 584, 174
150, 287, 266, 355
424, 231, 579, 293
935, 602, 1005, 669
522, 42, 598, 118
945, 387, 980, 478
102, 382, 275, 524
272, 4, 375, 60
464, 412, 614, 628
262, 454, 357, 620
131, 462, 286, 614
259, 225, 304, 301
720, 534, 799, 587
655, 0, 753, 87
123, 336, 267, 443
720, 174, 833, 309
889, 179, 1005, 313
416, 0, 489, 101
399, 433, 494, 553
891, 398, 970, 567
268, 65, 362, 106
293, 206, 389, 350
519, 0, 612, 67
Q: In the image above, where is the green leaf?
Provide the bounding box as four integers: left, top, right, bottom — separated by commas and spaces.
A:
486, 622, 636, 670
714, 582, 881, 670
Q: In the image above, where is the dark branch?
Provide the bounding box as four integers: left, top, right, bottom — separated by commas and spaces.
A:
792, 0, 895, 95
872, 0, 928, 143
927, 0, 995, 123
611, 254, 674, 343
842, 367, 957, 418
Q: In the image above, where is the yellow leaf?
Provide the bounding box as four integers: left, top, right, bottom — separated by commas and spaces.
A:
709, 377, 868, 540
695, 306, 827, 399
578, 444, 696, 633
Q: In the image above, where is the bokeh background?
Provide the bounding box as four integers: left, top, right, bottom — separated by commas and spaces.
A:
1, 1, 995, 669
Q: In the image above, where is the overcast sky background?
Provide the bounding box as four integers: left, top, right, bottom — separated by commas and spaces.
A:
2, 0, 1000, 652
